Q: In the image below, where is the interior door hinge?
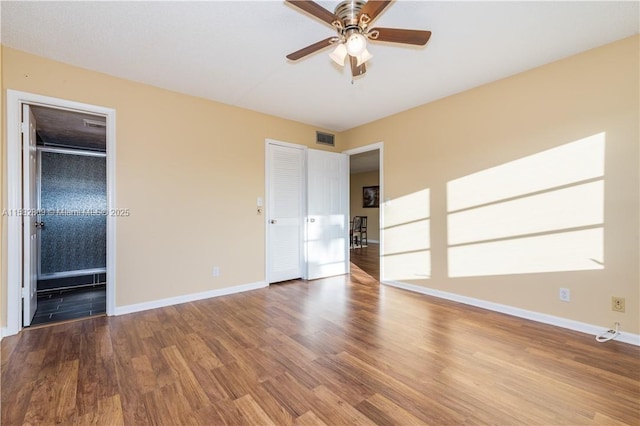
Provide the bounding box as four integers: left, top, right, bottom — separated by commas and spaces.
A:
20, 122, 26, 134
21, 287, 28, 299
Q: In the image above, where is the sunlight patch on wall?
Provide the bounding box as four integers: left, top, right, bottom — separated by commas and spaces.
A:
448, 181, 604, 245
383, 189, 431, 280
449, 229, 603, 277
447, 133, 605, 277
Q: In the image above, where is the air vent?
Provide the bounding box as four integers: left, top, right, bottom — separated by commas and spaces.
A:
83, 118, 106, 128
316, 131, 335, 146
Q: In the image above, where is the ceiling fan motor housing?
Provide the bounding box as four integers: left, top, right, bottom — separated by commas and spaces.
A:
335, 0, 365, 24
334, 0, 366, 31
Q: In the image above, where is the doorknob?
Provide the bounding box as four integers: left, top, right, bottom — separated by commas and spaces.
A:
35, 221, 45, 229
270, 219, 277, 224
309, 218, 316, 223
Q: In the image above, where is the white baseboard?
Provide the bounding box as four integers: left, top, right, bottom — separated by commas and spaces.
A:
115, 281, 268, 316
382, 280, 640, 347
1, 327, 9, 340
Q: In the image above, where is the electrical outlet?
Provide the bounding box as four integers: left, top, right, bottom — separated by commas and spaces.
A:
559, 288, 570, 302
612, 297, 625, 313
212, 266, 220, 277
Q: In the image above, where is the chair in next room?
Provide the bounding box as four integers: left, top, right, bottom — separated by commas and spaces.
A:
352, 216, 368, 248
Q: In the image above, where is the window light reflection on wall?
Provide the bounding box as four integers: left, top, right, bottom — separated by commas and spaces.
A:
447, 133, 606, 277
383, 188, 431, 281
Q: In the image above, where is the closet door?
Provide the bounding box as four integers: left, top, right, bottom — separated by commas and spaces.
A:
306, 149, 349, 280
267, 142, 305, 283
22, 105, 38, 326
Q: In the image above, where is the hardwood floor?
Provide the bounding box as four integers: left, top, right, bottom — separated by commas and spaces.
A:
2, 258, 639, 425
350, 243, 379, 281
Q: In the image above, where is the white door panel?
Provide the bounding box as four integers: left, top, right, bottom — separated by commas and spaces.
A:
268, 143, 305, 283
22, 105, 38, 326
307, 149, 348, 280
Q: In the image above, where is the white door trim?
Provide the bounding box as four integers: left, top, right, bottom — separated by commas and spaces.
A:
343, 142, 384, 279
264, 138, 308, 284
4, 90, 117, 337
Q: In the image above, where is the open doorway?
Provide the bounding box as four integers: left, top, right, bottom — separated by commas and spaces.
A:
5, 90, 116, 336
29, 106, 107, 325
345, 144, 382, 281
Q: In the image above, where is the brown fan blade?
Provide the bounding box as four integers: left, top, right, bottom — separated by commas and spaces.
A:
358, 0, 392, 24
369, 28, 432, 45
286, 0, 339, 26
349, 56, 367, 77
286, 37, 336, 61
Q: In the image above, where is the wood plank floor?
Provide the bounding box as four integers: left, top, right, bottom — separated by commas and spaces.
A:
350, 243, 379, 281
2, 256, 639, 425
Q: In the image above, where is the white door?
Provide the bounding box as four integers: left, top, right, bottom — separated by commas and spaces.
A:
22, 105, 38, 326
267, 142, 305, 283
306, 149, 349, 280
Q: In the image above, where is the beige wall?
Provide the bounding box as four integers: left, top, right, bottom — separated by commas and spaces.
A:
343, 36, 639, 334
1, 47, 340, 320
350, 171, 380, 242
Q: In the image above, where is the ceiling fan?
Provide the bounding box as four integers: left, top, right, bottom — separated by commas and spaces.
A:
285, 0, 432, 77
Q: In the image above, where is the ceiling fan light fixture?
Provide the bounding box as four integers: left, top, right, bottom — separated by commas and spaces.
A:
356, 47, 373, 66
285, 0, 432, 78
345, 32, 366, 56
329, 42, 348, 66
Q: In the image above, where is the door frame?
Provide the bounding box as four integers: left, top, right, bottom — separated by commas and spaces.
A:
343, 142, 384, 278
264, 139, 308, 284
5, 90, 117, 336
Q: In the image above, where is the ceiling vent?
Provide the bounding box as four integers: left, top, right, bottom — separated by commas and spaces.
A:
316, 131, 335, 146
83, 118, 106, 128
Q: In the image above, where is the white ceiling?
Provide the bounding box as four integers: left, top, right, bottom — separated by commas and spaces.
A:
1, 1, 638, 132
